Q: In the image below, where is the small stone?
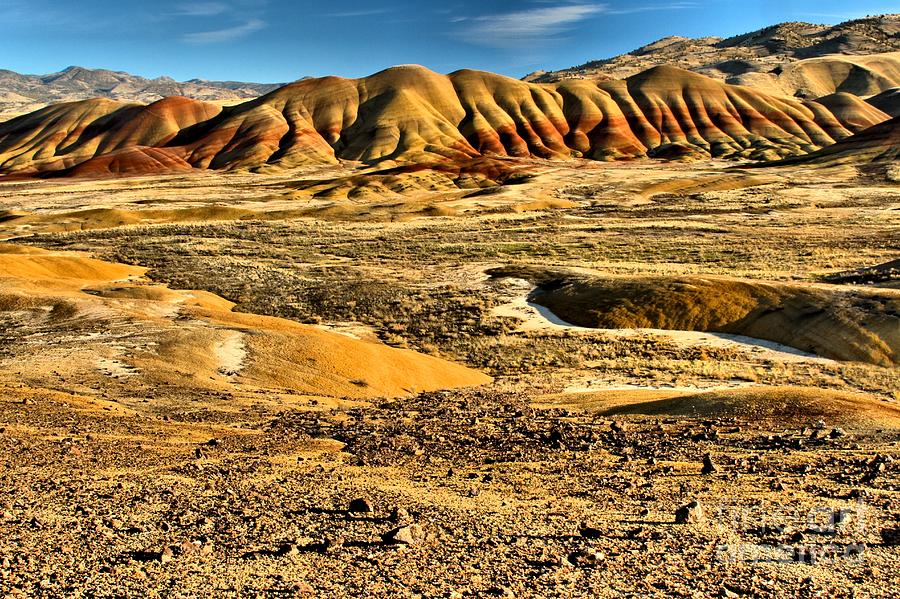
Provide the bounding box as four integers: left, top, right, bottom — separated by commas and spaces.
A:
382, 524, 425, 546
389, 507, 411, 524
833, 508, 852, 528
158, 546, 174, 563
348, 498, 373, 514
881, 527, 900, 546
578, 522, 602, 539
180, 540, 202, 555
794, 546, 817, 564
1, 557, 9, 569
566, 549, 605, 567
322, 536, 344, 554
701, 454, 718, 475
292, 582, 315, 594
675, 501, 704, 524
720, 587, 740, 598
276, 543, 299, 557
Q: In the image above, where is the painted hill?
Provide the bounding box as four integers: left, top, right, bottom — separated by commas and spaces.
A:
0, 64, 890, 179
764, 115, 900, 166
867, 87, 900, 116
527, 14, 900, 99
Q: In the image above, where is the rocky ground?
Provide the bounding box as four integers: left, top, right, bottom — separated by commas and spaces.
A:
1, 383, 899, 597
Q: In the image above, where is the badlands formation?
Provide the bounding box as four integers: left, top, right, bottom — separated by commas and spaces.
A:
0, 64, 892, 179
0, 14, 899, 599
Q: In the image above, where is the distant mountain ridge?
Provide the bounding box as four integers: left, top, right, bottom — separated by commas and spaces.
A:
0, 65, 282, 120
525, 13, 900, 99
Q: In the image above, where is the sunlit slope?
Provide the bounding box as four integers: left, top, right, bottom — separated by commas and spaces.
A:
0, 243, 492, 398
765, 116, 899, 166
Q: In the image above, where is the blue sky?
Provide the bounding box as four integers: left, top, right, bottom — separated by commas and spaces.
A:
1, 1, 896, 82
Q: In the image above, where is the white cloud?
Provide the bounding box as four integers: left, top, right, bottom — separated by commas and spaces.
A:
176, 2, 229, 17
453, 1, 701, 47
455, 3, 606, 47
182, 18, 265, 43
322, 8, 395, 18
606, 1, 698, 15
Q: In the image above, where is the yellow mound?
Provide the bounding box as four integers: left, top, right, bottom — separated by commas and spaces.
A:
0, 243, 491, 399
221, 312, 488, 398
3, 205, 263, 233
0, 250, 144, 292
548, 386, 900, 428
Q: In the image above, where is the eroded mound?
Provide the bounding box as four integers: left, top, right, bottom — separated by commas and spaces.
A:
0, 65, 889, 179
0, 243, 491, 399
550, 386, 900, 428
489, 267, 900, 366
867, 87, 900, 117
763, 115, 900, 166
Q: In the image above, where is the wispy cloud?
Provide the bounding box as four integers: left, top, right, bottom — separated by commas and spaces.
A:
175, 2, 229, 17
182, 18, 265, 43
455, 3, 606, 47
322, 8, 396, 18
605, 1, 698, 15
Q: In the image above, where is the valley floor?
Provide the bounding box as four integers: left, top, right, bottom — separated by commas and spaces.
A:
0, 158, 898, 597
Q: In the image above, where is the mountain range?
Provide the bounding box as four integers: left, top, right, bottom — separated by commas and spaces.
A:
0, 66, 282, 121
526, 14, 900, 102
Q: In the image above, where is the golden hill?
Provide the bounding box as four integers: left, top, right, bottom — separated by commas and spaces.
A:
765, 115, 899, 166
544, 386, 900, 429
0, 243, 491, 400
488, 267, 900, 367
0, 64, 890, 179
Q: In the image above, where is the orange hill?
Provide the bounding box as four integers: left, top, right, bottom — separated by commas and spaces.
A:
0, 64, 890, 178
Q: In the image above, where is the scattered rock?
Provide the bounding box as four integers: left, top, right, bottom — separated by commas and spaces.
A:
701, 454, 718, 475
830, 428, 847, 439
675, 501, 704, 524
276, 543, 299, 557
382, 524, 425, 546
322, 536, 344, 554
389, 507, 411, 524
348, 498, 373, 514
566, 548, 605, 567
578, 522, 603, 539
881, 527, 900, 546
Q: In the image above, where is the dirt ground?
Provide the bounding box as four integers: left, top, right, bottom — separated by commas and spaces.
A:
0, 158, 898, 597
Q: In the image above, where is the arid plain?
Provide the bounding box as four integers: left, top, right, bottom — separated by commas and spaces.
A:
1, 13, 900, 599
